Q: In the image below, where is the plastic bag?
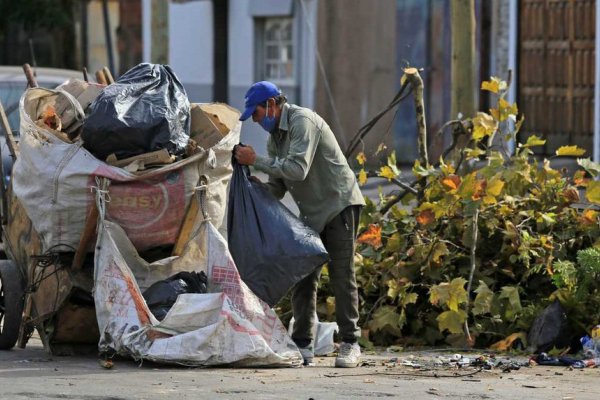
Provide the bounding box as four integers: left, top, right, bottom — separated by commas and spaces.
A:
289, 316, 338, 355
227, 159, 329, 307
142, 271, 208, 321
82, 63, 190, 160
527, 299, 571, 353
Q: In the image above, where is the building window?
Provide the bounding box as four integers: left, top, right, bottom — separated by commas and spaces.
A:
258, 17, 294, 83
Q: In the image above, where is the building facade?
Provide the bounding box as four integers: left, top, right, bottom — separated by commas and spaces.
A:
79, 0, 600, 162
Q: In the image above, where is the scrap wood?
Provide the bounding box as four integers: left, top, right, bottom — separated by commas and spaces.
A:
95, 69, 108, 85
72, 202, 99, 270
22, 63, 38, 88
105, 149, 174, 170
173, 177, 208, 256
0, 101, 19, 158
102, 66, 115, 84
172, 194, 200, 256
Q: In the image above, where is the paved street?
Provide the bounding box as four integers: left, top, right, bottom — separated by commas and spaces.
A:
1, 334, 599, 399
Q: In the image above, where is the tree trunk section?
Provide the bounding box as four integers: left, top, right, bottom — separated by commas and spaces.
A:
450, 0, 476, 160
151, 0, 169, 64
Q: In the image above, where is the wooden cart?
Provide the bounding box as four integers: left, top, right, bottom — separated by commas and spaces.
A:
0, 108, 205, 354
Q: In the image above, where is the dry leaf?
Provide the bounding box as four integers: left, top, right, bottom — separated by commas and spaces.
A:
356, 152, 367, 166
441, 174, 461, 191
416, 209, 435, 226
357, 224, 382, 249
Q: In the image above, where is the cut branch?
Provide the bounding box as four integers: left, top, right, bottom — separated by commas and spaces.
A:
464, 208, 479, 345
344, 78, 413, 158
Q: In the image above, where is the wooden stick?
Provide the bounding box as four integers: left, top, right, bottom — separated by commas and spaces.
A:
463, 208, 479, 346
18, 293, 33, 348
102, 66, 115, 84
404, 67, 428, 200
22, 63, 38, 88
95, 70, 108, 85
71, 202, 99, 270
172, 194, 200, 256
0, 101, 19, 159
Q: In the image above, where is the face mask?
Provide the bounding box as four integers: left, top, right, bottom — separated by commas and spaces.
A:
259, 101, 278, 133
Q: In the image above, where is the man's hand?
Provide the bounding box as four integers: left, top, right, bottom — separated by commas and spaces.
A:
234, 145, 257, 165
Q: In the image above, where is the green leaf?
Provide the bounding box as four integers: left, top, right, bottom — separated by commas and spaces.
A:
430, 283, 449, 307
472, 281, 494, 315
464, 147, 486, 159
538, 212, 557, 226
386, 232, 403, 252
387, 151, 399, 171
556, 145, 586, 157
577, 158, 600, 177
447, 278, 468, 311
358, 169, 368, 186
369, 305, 403, 335
400, 291, 418, 307
499, 286, 522, 314
356, 152, 367, 165
472, 112, 498, 140
481, 80, 499, 93
412, 160, 436, 177
386, 279, 400, 299
437, 310, 467, 334
481, 77, 507, 93
379, 166, 397, 181
586, 181, 600, 204
430, 278, 467, 312
522, 134, 546, 148
431, 242, 450, 264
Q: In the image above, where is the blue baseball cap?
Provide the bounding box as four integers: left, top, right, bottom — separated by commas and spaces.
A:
239, 81, 281, 121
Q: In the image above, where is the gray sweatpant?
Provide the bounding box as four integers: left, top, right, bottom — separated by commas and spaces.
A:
291, 205, 361, 347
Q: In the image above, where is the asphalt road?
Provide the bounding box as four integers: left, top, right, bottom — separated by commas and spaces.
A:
1, 335, 599, 400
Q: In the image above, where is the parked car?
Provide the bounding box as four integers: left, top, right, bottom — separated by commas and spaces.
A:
0, 66, 82, 178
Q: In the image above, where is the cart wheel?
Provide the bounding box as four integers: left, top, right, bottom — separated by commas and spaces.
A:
0, 260, 24, 350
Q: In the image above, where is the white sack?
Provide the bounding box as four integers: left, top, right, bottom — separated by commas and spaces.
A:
14, 88, 239, 252
94, 215, 301, 366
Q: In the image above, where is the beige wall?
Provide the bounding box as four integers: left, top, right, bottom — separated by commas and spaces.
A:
315, 0, 396, 159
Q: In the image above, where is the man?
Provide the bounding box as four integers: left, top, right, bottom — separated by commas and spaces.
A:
234, 81, 365, 368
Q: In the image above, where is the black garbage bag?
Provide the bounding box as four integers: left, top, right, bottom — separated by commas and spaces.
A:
82, 63, 190, 160
142, 271, 207, 321
527, 299, 571, 353
227, 158, 329, 307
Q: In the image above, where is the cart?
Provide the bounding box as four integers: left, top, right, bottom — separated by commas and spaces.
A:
0, 74, 239, 355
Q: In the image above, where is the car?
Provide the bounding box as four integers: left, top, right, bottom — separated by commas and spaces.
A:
0, 66, 83, 179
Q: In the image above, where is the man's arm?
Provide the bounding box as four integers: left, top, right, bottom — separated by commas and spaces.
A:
234, 142, 287, 199
264, 175, 286, 199
254, 116, 321, 181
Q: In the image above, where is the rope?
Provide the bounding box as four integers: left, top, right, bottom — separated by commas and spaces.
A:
91, 176, 111, 224
195, 177, 210, 222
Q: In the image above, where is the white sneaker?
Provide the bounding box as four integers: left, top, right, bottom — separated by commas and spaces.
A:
299, 346, 314, 366
335, 342, 361, 368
